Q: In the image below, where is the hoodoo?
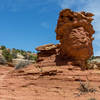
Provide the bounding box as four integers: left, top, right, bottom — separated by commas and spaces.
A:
36, 9, 95, 68
55, 9, 95, 67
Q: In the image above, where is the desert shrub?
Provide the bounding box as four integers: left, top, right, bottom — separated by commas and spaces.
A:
11, 48, 27, 59
29, 55, 34, 60
0, 56, 6, 64
33, 55, 37, 61
86, 56, 96, 69
19, 50, 27, 58
12, 52, 17, 59
15, 61, 30, 70
0, 45, 6, 50
87, 56, 95, 64
11, 48, 17, 59
77, 79, 96, 96
20, 50, 26, 55
24, 53, 37, 61
27, 51, 32, 53
28, 54, 37, 60
16, 49, 21, 53
1, 45, 37, 62
2, 49, 12, 62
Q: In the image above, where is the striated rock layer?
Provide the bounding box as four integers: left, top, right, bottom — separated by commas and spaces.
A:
36, 44, 61, 67
55, 9, 95, 66
36, 9, 95, 68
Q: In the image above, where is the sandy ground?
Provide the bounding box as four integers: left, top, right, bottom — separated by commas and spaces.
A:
0, 64, 100, 100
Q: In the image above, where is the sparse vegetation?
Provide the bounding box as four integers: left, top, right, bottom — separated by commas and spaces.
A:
2, 49, 12, 62
0, 56, 6, 65
88, 98, 96, 100
77, 76, 97, 96
0, 45, 6, 50
15, 61, 30, 70
87, 56, 95, 64
11, 48, 17, 59
78, 81, 96, 93
86, 55, 97, 69
0, 45, 37, 65
28, 54, 37, 61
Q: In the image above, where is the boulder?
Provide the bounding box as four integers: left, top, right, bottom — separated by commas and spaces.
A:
17, 53, 25, 59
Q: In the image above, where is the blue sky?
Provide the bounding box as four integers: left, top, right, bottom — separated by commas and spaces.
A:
0, 0, 100, 56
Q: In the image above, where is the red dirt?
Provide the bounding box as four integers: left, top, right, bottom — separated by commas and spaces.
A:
0, 64, 100, 100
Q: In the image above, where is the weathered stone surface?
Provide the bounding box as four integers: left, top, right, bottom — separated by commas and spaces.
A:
36, 44, 57, 51
17, 53, 25, 59
36, 9, 95, 68
36, 44, 60, 67
55, 9, 95, 66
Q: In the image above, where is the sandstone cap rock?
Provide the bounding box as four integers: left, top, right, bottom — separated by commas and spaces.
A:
36, 44, 57, 51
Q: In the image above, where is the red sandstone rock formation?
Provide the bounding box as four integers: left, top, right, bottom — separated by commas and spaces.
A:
36, 44, 60, 67
55, 9, 95, 66
36, 9, 95, 68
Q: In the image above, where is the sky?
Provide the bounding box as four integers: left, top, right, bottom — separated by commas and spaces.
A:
0, 0, 100, 56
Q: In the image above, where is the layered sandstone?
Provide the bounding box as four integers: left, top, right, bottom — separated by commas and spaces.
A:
36, 44, 60, 67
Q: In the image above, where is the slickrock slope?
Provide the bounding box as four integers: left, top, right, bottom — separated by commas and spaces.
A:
55, 9, 95, 66
1, 65, 100, 100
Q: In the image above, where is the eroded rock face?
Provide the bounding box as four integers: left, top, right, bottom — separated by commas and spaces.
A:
55, 9, 95, 66
36, 9, 95, 67
36, 44, 60, 67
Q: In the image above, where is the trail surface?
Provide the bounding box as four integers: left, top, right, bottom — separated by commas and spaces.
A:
0, 65, 100, 100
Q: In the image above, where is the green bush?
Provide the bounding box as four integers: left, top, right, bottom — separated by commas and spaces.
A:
2, 49, 12, 62
33, 55, 37, 61
16, 49, 21, 53
0, 45, 6, 50
27, 54, 37, 61
1, 45, 37, 63
11, 48, 17, 59
88, 56, 95, 62
86, 56, 96, 69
